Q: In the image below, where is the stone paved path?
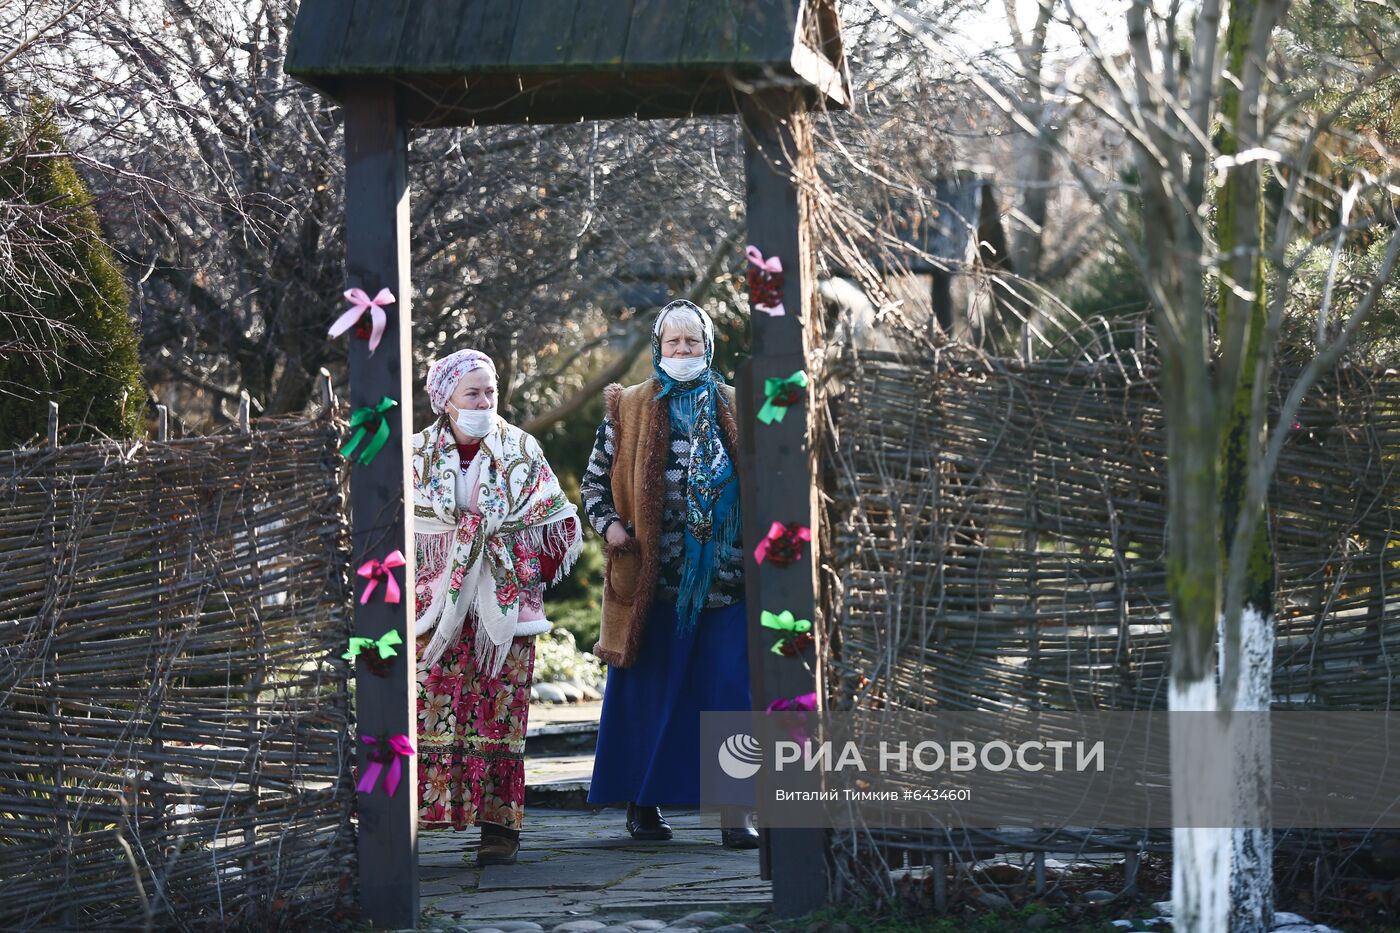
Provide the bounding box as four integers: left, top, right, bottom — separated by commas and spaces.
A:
419, 808, 770, 930
407, 702, 1352, 933
529, 699, 603, 726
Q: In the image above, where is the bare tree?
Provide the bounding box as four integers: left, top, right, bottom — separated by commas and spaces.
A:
866, 0, 1400, 928
5, 1, 757, 437
13, 0, 1110, 440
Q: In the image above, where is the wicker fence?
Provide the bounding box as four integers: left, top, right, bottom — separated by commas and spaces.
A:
0, 413, 355, 931
816, 346, 1400, 911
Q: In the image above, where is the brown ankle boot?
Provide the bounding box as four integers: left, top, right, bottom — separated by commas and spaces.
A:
476, 821, 520, 865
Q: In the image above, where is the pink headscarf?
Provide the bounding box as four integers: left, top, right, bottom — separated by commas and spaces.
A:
426, 349, 496, 414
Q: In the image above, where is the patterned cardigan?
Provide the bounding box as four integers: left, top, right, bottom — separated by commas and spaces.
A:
579, 398, 745, 609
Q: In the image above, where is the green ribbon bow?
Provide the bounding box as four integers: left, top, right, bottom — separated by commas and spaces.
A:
761, 610, 812, 633
762, 610, 813, 656
341, 396, 398, 465
757, 371, 809, 424
342, 629, 404, 661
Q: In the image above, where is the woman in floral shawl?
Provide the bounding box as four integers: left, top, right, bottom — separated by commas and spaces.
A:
412, 348, 582, 865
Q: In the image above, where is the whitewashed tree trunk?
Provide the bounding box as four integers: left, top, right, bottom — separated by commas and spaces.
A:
1228, 607, 1275, 933
1170, 674, 1230, 933
1170, 607, 1275, 933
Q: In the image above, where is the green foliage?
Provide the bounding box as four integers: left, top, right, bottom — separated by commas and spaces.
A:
549, 593, 602, 654
1284, 0, 1400, 189
531, 518, 606, 673
1063, 238, 1149, 322
531, 626, 606, 688
0, 105, 145, 446
1264, 0, 1400, 273
1282, 235, 1400, 366
1059, 164, 1148, 325
544, 535, 605, 652
548, 530, 604, 605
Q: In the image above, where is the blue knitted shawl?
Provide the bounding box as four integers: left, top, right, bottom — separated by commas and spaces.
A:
651, 301, 741, 632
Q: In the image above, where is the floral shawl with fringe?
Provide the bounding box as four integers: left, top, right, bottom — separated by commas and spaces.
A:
412, 415, 581, 677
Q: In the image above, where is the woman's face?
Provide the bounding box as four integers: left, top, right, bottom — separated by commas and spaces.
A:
447, 367, 496, 414
660, 322, 704, 359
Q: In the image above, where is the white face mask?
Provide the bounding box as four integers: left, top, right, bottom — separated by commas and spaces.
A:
658, 355, 709, 383
453, 408, 496, 438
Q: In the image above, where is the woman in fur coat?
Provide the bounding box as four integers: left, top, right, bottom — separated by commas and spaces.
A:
580, 301, 759, 849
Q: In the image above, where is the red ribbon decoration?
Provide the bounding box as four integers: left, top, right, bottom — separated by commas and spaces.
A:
777, 632, 815, 657
358, 549, 406, 605
746, 246, 786, 317
357, 734, 414, 797
754, 521, 812, 567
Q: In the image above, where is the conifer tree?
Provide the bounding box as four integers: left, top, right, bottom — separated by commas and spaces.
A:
0, 105, 145, 445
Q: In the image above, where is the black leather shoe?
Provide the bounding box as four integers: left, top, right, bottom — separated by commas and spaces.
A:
720, 808, 760, 849
626, 802, 673, 841
721, 825, 760, 849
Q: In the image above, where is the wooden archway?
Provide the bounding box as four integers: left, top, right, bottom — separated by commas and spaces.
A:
287, 2, 850, 926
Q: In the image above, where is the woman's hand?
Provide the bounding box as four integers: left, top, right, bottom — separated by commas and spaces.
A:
605, 521, 633, 550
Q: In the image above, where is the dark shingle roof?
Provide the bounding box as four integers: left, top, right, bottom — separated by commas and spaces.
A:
286, 0, 849, 126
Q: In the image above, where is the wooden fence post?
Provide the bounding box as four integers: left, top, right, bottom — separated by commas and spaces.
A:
238, 393, 265, 878
739, 88, 828, 918
342, 79, 419, 929
140, 403, 172, 914
320, 368, 336, 415
44, 401, 75, 926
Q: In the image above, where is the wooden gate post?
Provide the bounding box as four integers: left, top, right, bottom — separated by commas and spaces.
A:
739, 88, 828, 918
343, 80, 419, 929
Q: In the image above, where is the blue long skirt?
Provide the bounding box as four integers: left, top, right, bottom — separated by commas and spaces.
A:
588, 600, 751, 807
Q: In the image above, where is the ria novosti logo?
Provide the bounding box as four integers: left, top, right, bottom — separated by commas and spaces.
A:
717, 733, 763, 779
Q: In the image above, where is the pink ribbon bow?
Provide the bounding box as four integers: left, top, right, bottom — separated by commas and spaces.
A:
358, 549, 406, 605
746, 246, 786, 317
747, 245, 782, 274
356, 734, 414, 797
754, 520, 812, 565
328, 287, 396, 355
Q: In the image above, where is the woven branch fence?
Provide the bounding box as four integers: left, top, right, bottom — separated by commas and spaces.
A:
816, 345, 1400, 913
0, 413, 355, 931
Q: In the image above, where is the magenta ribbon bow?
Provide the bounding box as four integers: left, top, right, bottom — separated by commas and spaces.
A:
358, 549, 406, 605
356, 734, 414, 797
765, 692, 818, 747
754, 520, 812, 565
328, 287, 396, 355
746, 246, 786, 317
766, 692, 818, 714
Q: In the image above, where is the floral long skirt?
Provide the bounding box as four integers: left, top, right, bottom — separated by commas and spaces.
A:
416, 618, 536, 831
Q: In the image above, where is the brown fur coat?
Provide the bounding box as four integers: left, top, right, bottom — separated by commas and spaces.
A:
592, 378, 740, 667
